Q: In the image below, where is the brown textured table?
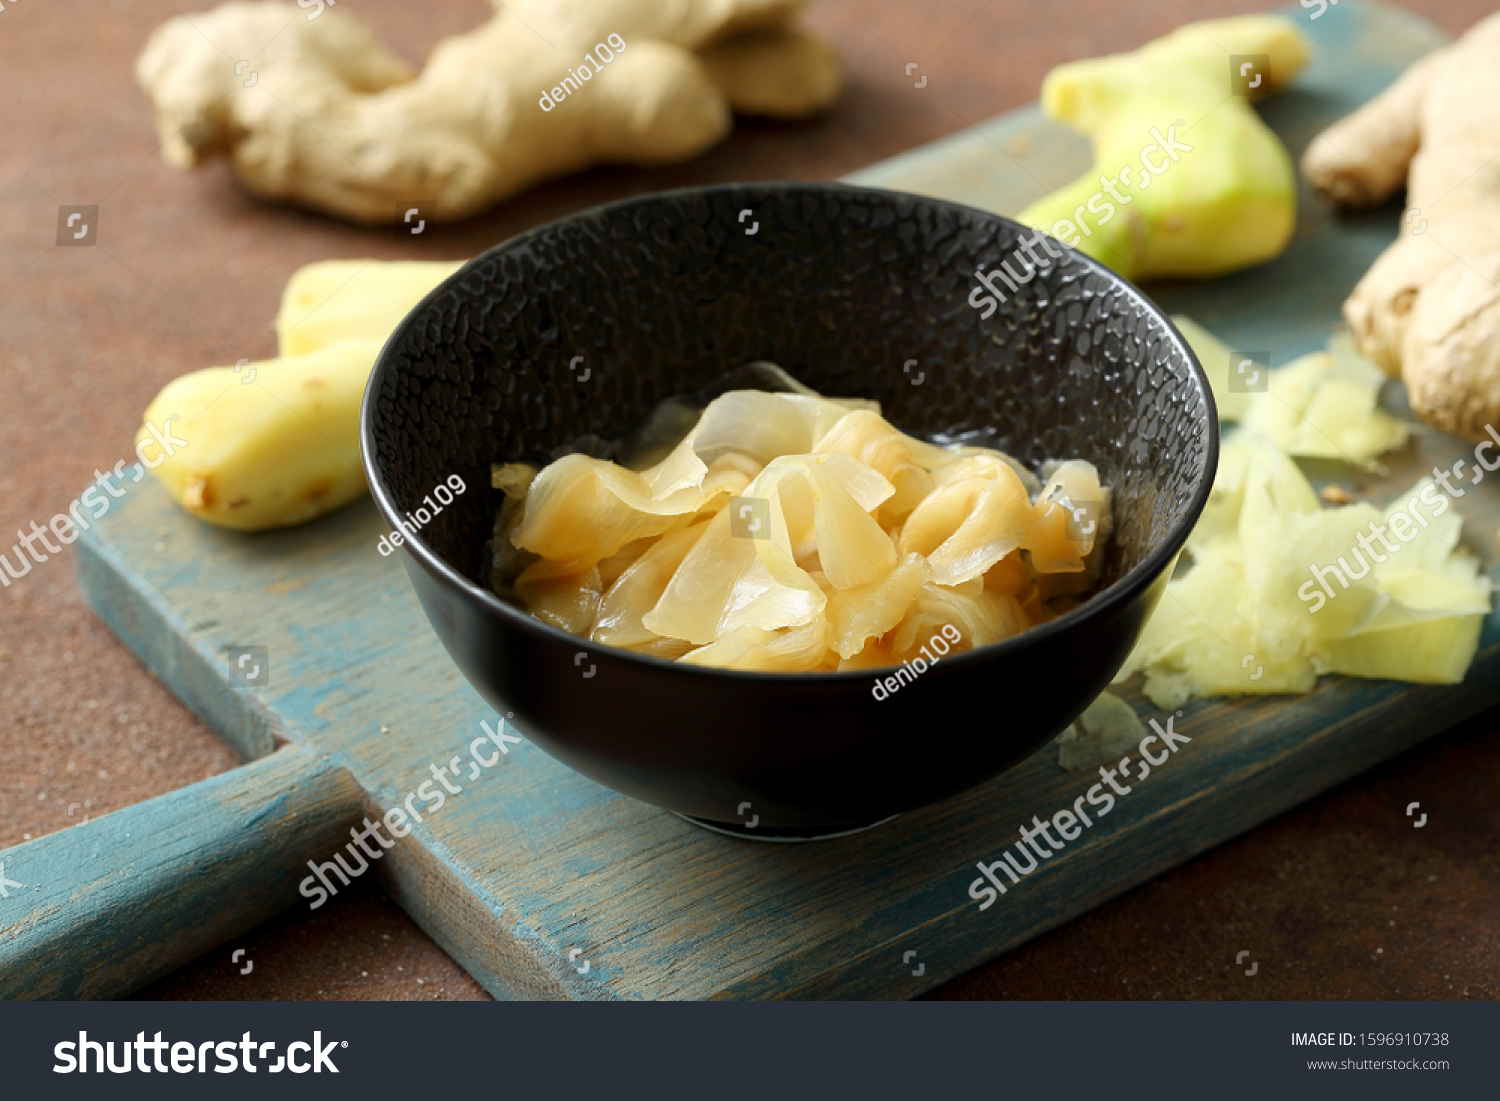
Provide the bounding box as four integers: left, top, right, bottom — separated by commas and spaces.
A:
1, 0, 1496, 1002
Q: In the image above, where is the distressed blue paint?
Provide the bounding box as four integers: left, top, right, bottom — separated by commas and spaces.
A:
271, 680, 354, 733
0, 746, 361, 999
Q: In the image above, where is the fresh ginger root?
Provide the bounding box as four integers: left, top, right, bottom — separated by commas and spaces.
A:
135, 0, 840, 224
140, 260, 459, 530
1302, 14, 1500, 443
1017, 15, 1311, 281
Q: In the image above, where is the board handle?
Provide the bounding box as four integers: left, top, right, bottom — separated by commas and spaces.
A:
0, 743, 362, 999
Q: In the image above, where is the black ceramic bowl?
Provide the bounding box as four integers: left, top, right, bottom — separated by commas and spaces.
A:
361, 182, 1216, 837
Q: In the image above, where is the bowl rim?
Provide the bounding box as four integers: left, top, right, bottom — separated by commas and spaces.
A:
360, 180, 1219, 683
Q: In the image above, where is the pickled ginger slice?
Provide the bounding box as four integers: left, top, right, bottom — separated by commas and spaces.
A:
906, 440, 1042, 496
636, 390, 810, 499
635, 433, 707, 501
625, 637, 696, 661
813, 409, 936, 520
908, 579, 1031, 649
1019, 583, 1056, 626
642, 507, 822, 644
780, 393, 883, 442
681, 617, 833, 672
515, 561, 603, 635
593, 519, 712, 647
813, 409, 915, 476
677, 624, 777, 667
1035, 460, 1107, 559
838, 637, 898, 670
824, 553, 927, 658
929, 454, 1019, 489
747, 453, 897, 591
514, 453, 743, 570
688, 390, 817, 467
921, 464, 1037, 585
888, 610, 955, 661
705, 452, 763, 483
983, 550, 1029, 596
882, 463, 938, 524
595, 537, 657, 590
1022, 502, 1088, 574
898, 478, 987, 557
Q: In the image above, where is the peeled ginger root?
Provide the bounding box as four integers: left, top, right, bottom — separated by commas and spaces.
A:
276, 259, 464, 356
138, 340, 382, 531
140, 259, 460, 530
489, 388, 1113, 673
1017, 15, 1311, 280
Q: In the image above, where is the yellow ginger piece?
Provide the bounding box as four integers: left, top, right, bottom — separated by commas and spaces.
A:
277, 260, 464, 356
1017, 15, 1311, 280
138, 340, 382, 531
140, 258, 462, 530
1237, 338, 1409, 469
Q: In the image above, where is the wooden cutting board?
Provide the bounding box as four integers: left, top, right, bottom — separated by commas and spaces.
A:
3, 0, 1493, 1000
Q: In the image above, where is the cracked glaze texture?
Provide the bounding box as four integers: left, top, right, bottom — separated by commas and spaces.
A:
369, 183, 1212, 594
